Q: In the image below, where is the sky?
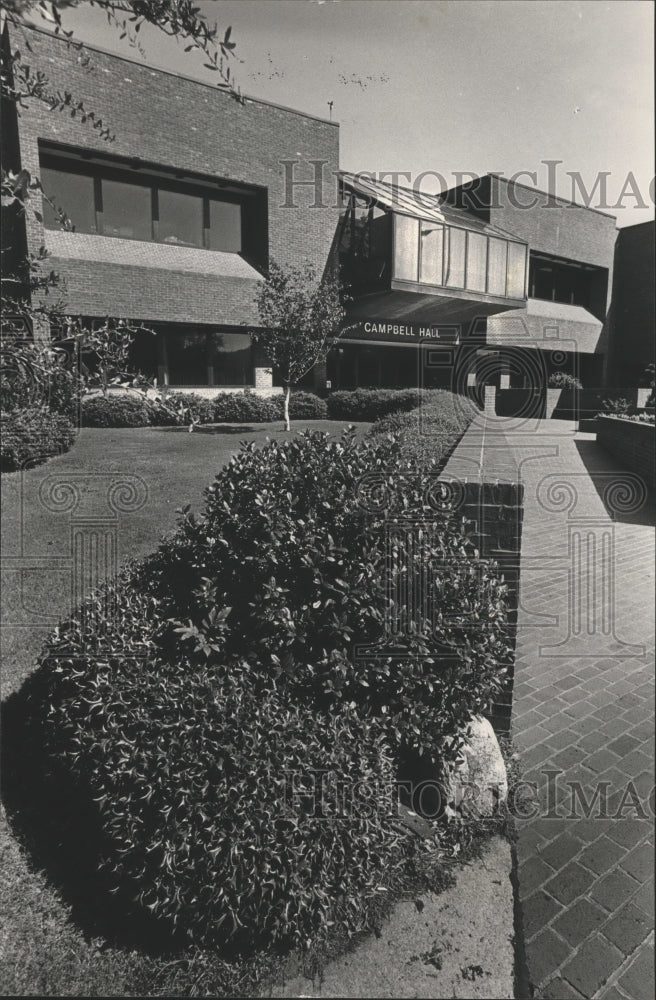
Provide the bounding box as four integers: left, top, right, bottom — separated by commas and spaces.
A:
27, 0, 655, 227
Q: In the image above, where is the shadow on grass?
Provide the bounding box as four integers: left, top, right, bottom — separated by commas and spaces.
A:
149, 424, 276, 435
1, 667, 190, 957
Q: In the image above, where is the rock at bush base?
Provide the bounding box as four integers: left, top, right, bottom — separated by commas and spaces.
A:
447, 715, 508, 819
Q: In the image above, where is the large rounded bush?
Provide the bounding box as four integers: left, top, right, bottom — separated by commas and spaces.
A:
1, 406, 77, 470
212, 391, 277, 423
270, 391, 328, 421
162, 392, 215, 424
81, 393, 152, 428
145, 427, 509, 754
38, 582, 404, 949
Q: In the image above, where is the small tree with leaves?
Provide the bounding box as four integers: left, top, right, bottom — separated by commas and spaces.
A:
252, 261, 346, 430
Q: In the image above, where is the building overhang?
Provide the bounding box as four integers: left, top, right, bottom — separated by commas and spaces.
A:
487, 298, 605, 354
344, 287, 525, 331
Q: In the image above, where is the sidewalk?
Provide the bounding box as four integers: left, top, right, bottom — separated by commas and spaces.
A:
481, 416, 655, 999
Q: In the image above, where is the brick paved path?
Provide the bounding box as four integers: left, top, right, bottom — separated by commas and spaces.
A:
490, 418, 655, 999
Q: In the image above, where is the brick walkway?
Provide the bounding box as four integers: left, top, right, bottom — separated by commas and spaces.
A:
485, 417, 654, 999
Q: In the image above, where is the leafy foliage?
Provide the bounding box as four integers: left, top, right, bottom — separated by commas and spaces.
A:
144, 423, 508, 755
1, 405, 76, 470
0, 332, 81, 419
81, 393, 153, 428
35, 398, 506, 948
270, 390, 328, 421
601, 396, 631, 416
212, 390, 277, 424
328, 388, 435, 422
37, 577, 407, 950
252, 262, 345, 429
547, 372, 583, 390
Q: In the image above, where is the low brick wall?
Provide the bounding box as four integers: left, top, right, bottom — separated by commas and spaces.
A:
439, 425, 525, 734
596, 416, 655, 492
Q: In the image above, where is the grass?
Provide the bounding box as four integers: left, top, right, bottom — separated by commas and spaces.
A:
1, 408, 497, 997
0, 419, 369, 998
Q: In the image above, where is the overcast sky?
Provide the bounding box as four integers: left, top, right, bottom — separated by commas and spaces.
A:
35, 0, 655, 227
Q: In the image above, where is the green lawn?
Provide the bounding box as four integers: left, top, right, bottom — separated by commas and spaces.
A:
0, 420, 369, 998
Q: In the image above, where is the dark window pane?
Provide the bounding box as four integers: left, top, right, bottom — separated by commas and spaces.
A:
128, 329, 158, 379
40, 166, 97, 233
208, 200, 242, 252
166, 330, 208, 385
102, 178, 152, 241
159, 189, 203, 248
208, 332, 252, 386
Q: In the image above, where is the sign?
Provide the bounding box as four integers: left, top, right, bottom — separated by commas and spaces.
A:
342, 321, 460, 345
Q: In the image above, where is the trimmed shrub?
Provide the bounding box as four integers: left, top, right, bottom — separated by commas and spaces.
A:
326, 388, 427, 422
368, 390, 479, 465
1, 406, 77, 471
162, 392, 215, 425
144, 424, 508, 755
37, 596, 404, 949
81, 393, 152, 428
35, 399, 501, 950
270, 390, 328, 421
212, 391, 277, 423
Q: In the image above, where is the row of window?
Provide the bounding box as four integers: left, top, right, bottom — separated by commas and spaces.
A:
41, 160, 243, 253
393, 215, 528, 300
129, 328, 253, 387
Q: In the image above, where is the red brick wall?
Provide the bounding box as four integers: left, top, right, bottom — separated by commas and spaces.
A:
490, 176, 617, 301
596, 416, 655, 492
10, 24, 340, 324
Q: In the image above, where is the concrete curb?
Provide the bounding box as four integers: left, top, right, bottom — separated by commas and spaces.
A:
273, 835, 515, 999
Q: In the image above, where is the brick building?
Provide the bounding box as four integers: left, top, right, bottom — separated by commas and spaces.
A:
2, 21, 339, 394
2, 22, 653, 399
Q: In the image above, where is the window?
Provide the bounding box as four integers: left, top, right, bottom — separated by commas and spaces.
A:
165, 330, 208, 385
39, 150, 255, 258
444, 227, 466, 288
507, 242, 527, 299
420, 225, 444, 285
466, 231, 487, 292
487, 237, 508, 296
209, 200, 242, 252
393, 214, 419, 281
158, 189, 203, 248
40, 166, 97, 234
208, 332, 251, 386
102, 178, 152, 241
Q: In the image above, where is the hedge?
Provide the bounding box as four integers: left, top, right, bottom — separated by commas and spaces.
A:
79, 390, 329, 427
81, 394, 153, 428
326, 388, 429, 421
1, 406, 77, 471
33, 395, 500, 949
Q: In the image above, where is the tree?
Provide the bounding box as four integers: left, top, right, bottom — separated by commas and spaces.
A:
252, 261, 346, 431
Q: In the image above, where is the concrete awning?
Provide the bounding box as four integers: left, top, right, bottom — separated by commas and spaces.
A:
487, 298, 604, 354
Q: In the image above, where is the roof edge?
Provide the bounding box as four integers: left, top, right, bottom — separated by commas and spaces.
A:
8, 19, 339, 128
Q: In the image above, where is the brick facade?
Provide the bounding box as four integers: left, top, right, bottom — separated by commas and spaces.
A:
596, 416, 655, 493
8, 23, 339, 331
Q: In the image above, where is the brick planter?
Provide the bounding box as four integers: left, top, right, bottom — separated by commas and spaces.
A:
596, 415, 655, 492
